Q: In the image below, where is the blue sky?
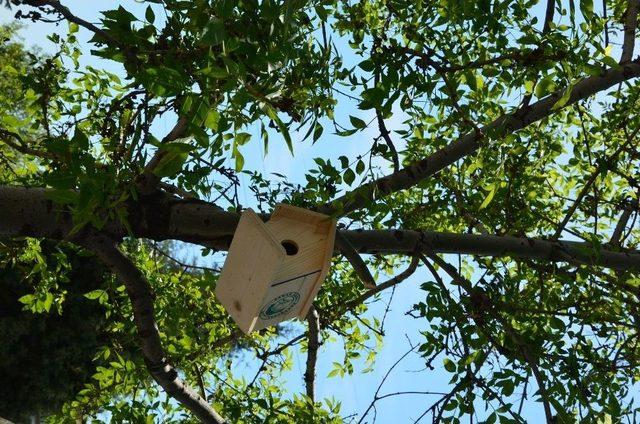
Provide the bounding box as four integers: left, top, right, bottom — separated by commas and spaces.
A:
0, 1, 573, 422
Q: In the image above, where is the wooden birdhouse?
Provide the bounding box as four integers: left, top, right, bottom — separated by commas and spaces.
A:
215, 204, 336, 334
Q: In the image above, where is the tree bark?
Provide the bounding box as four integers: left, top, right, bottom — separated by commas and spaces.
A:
2, 185, 640, 273
304, 306, 320, 403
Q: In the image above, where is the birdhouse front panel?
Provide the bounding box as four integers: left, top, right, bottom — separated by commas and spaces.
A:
265, 205, 336, 318
251, 268, 323, 331
216, 204, 336, 334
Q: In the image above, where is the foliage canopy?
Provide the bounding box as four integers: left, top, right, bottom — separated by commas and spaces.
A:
1, 0, 640, 422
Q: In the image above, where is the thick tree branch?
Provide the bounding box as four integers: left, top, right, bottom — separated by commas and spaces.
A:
344, 230, 640, 274
79, 232, 226, 424
621, 0, 639, 63
542, 0, 556, 34
320, 61, 640, 217
4, 186, 640, 274
610, 197, 639, 246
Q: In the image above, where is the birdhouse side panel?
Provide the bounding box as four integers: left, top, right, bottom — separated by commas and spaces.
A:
297, 219, 336, 317
215, 209, 285, 333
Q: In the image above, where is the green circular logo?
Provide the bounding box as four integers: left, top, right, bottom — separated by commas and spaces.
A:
260, 292, 301, 320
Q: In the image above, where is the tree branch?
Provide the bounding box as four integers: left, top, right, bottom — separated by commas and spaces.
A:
621, 0, 639, 63
542, 0, 556, 34
0, 128, 54, 159
79, 232, 226, 424
304, 306, 320, 403
138, 116, 190, 194
430, 255, 554, 422
325, 256, 420, 325
357, 344, 417, 424
20, 0, 120, 46
320, 61, 640, 217
376, 109, 400, 173
335, 230, 376, 289
553, 126, 637, 239
343, 230, 640, 276
4, 186, 640, 276
610, 197, 639, 246
346, 256, 420, 309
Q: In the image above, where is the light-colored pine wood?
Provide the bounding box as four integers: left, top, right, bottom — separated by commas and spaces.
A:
214, 209, 285, 333
215, 204, 336, 334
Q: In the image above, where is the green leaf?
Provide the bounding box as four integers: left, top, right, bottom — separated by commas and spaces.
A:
535, 76, 556, 98
464, 70, 477, 91
145, 5, 155, 23
198, 66, 229, 79
443, 358, 456, 373
205, 109, 220, 130
45, 189, 78, 205
343, 168, 355, 185
360, 87, 386, 110
18, 294, 35, 305
349, 115, 367, 129
84, 290, 106, 300
479, 186, 496, 209
72, 128, 90, 151
327, 368, 340, 378
313, 123, 324, 143
524, 80, 535, 94
552, 85, 573, 110
444, 399, 458, 410
153, 151, 188, 178
43, 292, 54, 312
602, 55, 620, 69
235, 132, 251, 146
358, 59, 375, 72
580, 0, 594, 20
233, 145, 244, 171
45, 171, 77, 190
202, 18, 226, 46
264, 106, 293, 154
160, 142, 196, 153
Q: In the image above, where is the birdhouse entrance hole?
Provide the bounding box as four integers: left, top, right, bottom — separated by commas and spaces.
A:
281, 240, 298, 256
